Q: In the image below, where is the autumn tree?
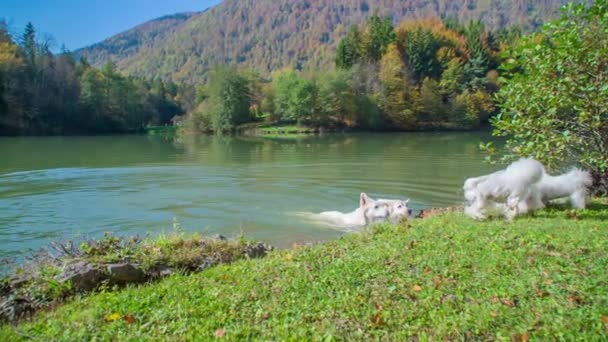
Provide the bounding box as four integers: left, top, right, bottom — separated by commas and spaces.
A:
378, 44, 415, 128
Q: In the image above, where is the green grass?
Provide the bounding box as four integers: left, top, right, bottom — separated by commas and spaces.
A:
2, 201, 608, 340
236, 122, 322, 138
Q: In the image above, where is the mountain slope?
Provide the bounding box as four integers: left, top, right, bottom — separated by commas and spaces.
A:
76, 0, 588, 84
76, 12, 196, 67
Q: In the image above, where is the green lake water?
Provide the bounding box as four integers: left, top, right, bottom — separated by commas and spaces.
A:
0, 132, 499, 258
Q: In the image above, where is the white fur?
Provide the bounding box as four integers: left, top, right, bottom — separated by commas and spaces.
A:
377, 198, 412, 223
536, 169, 592, 208
463, 171, 503, 207
464, 158, 545, 220
313, 193, 390, 229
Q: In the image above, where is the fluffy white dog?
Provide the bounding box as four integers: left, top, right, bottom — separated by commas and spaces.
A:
377, 198, 412, 223
464, 158, 545, 220
535, 168, 592, 208
312, 193, 390, 229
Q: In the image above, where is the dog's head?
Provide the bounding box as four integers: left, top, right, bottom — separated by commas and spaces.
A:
360, 193, 390, 224
378, 198, 412, 222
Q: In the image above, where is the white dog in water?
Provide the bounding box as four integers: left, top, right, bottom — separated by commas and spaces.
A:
304, 193, 412, 229
313, 193, 390, 228
464, 158, 545, 220
378, 198, 413, 223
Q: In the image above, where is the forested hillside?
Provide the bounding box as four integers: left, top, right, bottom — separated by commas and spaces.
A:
76, 13, 196, 68
76, 0, 590, 83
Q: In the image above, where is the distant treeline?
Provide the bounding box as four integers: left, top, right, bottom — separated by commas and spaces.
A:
184, 16, 521, 133
0, 22, 188, 135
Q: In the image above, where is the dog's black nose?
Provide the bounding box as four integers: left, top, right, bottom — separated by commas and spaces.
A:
408, 208, 413, 215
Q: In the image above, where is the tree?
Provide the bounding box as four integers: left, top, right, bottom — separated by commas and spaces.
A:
0, 26, 26, 133
79, 68, 108, 130
488, 0, 608, 173
419, 78, 444, 122
335, 25, 363, 69
398, 27, 442, 81
317, 70, 358, 126
439, 57, 465, 96
204, 67, 252, 132
378, 44, 415, 128
273, 70, 317, 123
21, 22, 36, 67
363, 15, 396, 62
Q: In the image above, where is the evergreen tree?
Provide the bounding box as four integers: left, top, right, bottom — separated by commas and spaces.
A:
21, 22, 36, 68
335, 25, 363, 69
364, 15, 396, 62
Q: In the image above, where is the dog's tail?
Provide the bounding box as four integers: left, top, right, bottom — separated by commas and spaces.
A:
506, 158, 545, 185
567, 168, 593, 187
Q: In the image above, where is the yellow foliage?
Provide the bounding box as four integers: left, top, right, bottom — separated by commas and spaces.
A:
379, 43, 416, 128
396, 17, 469, 58
0, 42, 24, 71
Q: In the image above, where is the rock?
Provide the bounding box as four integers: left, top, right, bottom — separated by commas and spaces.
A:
59, 261, 105, 292
197, 258, 216, 271
244, 242, 273, 259
159, 268, 173, 277
107, 263, 146, 285
145, 264, 173, 279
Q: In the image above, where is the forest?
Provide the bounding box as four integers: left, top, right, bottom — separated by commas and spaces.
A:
185, 16, 519, 133
0, 22, 185, 135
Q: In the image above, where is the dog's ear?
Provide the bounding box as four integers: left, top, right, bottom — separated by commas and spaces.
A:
404, 198, 410, 204
360, 192, 370, 207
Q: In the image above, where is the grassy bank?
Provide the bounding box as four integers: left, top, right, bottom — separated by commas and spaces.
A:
2, 201, 608, 340
237, 123, 329, 138
0, 232, 270, 324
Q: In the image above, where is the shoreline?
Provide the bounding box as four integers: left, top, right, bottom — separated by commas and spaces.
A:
0, 205, 458, 323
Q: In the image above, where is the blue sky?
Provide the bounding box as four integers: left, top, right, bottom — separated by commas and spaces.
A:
1, 0, 222, 51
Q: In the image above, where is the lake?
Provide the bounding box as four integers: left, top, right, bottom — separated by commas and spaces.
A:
0, 132, 499, 259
